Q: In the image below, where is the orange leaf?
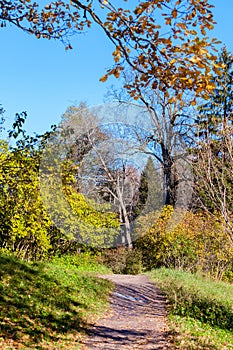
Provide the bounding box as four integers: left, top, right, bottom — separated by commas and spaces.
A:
172, 9, 178, 18
165, 17, 171, 25
100, 75, 108, 82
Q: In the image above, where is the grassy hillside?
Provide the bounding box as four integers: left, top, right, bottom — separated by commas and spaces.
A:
148, 268, 233, 349
0, 253, 113, 349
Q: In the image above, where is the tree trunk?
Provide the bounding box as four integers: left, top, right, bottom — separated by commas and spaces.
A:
117, 191, 133, 248
162, 144, 177, 206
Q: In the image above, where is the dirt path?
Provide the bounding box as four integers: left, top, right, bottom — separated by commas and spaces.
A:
81, 274, 172, 350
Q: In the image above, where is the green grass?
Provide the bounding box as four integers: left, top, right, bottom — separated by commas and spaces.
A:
0, 253, 113, 349
148, 268, 233, 349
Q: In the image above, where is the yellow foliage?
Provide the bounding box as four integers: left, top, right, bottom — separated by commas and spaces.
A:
135, 206, 233, 279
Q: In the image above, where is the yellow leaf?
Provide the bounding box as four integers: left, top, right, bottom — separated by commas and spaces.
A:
169, 59, 176, 65
206, 83, 215, 90
190, 56, 200, 64
168, 97, 176, 103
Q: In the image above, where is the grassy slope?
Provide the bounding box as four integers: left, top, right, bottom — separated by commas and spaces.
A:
0, 254, 113, 349
148, 268, 233, 349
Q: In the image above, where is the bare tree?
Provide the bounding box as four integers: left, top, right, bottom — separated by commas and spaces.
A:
107, 85, 195, 208
194, 120, 233, 243
80, 123, 141, 248
193, 47, 233, 243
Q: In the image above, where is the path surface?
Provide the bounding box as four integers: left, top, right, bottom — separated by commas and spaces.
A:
81, 274, 172, 350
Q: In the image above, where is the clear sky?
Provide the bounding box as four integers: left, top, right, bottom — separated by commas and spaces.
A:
0, 0, 233, 136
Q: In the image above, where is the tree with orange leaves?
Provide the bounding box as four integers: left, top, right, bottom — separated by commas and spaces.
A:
1, 1, 220, 98
1, 0, 222, 208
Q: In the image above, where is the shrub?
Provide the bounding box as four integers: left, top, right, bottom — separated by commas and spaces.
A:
101, 247, 143, 275
135, 206, 233, 279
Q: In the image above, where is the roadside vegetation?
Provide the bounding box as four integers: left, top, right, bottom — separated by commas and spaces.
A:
149, 268, 233, 349
0, 253, 113, 349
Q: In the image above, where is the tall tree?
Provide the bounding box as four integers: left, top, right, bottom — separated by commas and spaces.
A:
135, 156, 163, 215
60, 107, 142, 248
78, 127, 139, 248
109, 85, 195, 207
194, 47, 233, 242
197, 47, 233, 140
59, 102, 107, 192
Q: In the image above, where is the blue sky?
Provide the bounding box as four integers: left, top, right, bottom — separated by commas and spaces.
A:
0, 0, 233, 135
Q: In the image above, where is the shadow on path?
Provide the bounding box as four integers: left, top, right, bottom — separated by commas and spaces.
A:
81, 274, 172, 350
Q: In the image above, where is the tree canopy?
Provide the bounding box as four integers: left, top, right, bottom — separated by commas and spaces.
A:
1, 0, 221, 99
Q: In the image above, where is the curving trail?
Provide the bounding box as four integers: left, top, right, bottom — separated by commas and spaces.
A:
81, 274, 172, 350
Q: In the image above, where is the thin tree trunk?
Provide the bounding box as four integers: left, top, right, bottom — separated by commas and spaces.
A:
162, 144, 177, 206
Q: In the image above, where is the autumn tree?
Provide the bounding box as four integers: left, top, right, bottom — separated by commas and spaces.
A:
2, 1, 219, 98
0, 112, 120, 258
